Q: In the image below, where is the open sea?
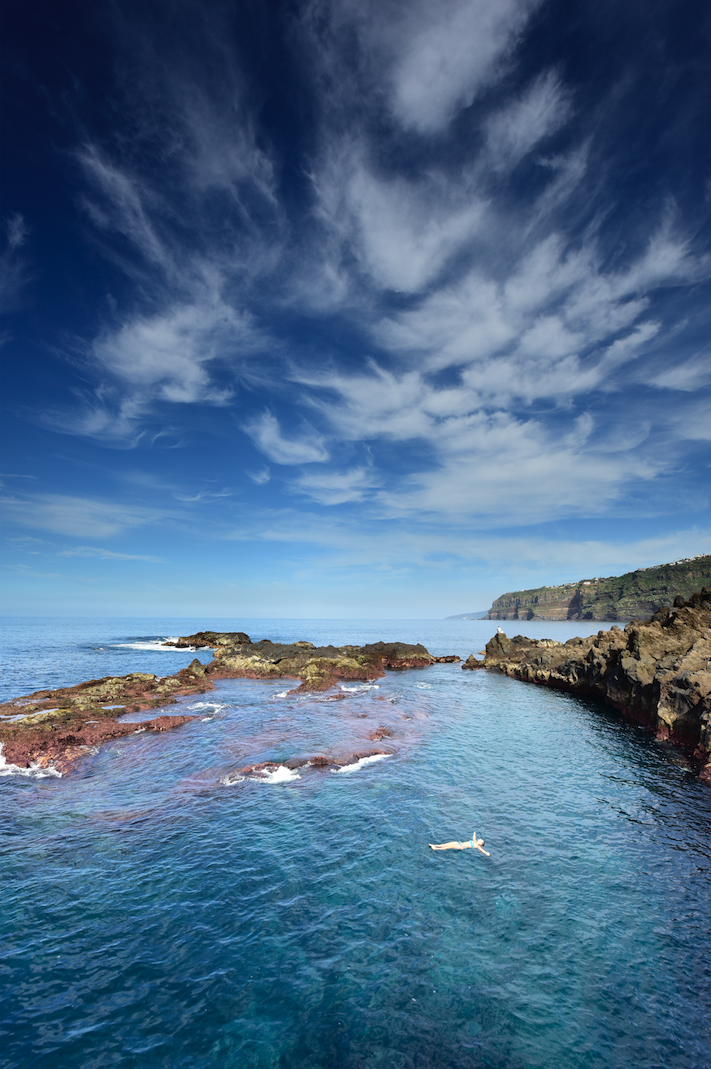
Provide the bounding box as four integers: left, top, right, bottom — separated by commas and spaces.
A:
2, 617, 710, 1069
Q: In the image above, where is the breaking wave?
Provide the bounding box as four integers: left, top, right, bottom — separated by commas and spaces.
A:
333, 754, 389, 774
111, 639, 195, 652
0, 743, 62, 779
220, 772, 246, 786
254, 765, 301, 783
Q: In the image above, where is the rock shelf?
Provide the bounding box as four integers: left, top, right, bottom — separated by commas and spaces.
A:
0, 637, 445, 775
478, 588, 711, 785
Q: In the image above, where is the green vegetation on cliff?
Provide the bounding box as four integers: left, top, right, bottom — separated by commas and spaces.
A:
485, 554, 711, 621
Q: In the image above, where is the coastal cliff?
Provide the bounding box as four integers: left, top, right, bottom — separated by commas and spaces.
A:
478, 589, 711, 784
485, 554, 711, 621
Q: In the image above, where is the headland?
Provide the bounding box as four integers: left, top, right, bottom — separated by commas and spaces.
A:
484, 554, 711, 621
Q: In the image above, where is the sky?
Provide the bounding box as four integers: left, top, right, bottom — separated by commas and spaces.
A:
1, 0, 710, 618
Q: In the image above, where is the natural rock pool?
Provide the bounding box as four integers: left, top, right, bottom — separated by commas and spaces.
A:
2, 618, 710, 1068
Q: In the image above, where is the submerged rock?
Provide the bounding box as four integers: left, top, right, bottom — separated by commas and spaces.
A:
0, 635, 449, 774
0, 666, 209, 775
0, 714, 194, 776
480, 588, 711, 784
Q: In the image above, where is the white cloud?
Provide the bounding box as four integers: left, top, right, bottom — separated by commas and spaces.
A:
79, 146, 173, 273
486, 71, 571, 170
370, 223, 693, 405
346, 169, 484, 293
172, 488, 233, 502
667, 400, 711, 441
93, 299, 255, 404
386, 0, 539, 133
6, 214, 28, 249
1, 494, 165, 538
58, 546, 166, 562
617, 225, 697, 294
293, 466, 381, 505
312, 148, 485, 293
651, 354, 711, 392
41, 0, 710, 541
221, 506, 711, 582
377, 273, 513, 368
247, 467, 271, 484
49, 295, 267, 442
244, 412, 329, 465
176, 85, 276, 205
352, 403, 658, 524
1, 213, 30, 313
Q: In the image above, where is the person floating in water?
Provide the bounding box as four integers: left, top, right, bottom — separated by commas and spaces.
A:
429, 834, 490, 856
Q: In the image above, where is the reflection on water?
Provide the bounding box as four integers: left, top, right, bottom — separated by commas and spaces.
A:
2, 619, 711, 1068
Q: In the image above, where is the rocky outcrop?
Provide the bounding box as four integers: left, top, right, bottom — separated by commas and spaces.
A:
162, 630, 251, 648
0, 662, 212, 775
208, 638, 437, 691
485, 554, 711, 621
1, 637, 448, 774
479, 589, 711, 784
0, 714, 193, 776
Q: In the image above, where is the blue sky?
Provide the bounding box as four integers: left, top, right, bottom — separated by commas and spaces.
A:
1, 0, 710, 617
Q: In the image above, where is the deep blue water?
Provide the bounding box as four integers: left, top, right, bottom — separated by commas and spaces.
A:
2, 618, 710, 1069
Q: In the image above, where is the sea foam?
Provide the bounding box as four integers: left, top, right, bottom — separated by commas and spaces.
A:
112, 639, 195, 652
0, 743, 62, 779
333, 754, 388, 774
255, 765, 301, 783
220, 772, 246, 786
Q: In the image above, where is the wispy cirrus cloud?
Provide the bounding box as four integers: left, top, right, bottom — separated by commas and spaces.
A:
91, 300, 248, 404
23, 0, 710, 551
379, 0, 541, 133
485, 70, 572, 171
44, 295, 267, 443
172, 488, 232, 502
293, 466, 381, 505
244, 412, 329, 465
79, 146, 174, 274
221, 504, 711, 581
651, 355, 711, 392
1, 213, 31, 314
312, 147, 487, 294
58, 545, 166, 562
1, 494, 168, 538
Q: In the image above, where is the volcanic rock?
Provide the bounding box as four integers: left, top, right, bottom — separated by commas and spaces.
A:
162, 631, 251, 648
484, 554, 711, 622
0, 634, 441, 774
207, 637, 437, 691
480, 588, 711, 784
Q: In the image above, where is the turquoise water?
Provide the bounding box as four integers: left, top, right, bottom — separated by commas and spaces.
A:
2, 619, 710, 1068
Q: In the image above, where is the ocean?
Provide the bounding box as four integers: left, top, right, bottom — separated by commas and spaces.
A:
2, 617, 710, 1069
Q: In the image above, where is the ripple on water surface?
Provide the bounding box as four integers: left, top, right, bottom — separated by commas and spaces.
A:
2, 620, 711, 1068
